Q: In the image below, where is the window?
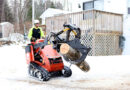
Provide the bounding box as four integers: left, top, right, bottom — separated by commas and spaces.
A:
128, 0, 130, 14
83, 0, 104, 11
83, 0, 104, 20
0, 33, 2, 38
78, 4, 81, 8
83, 1, 93, 20
128, 8, 130, 14
83, 1, 93, 10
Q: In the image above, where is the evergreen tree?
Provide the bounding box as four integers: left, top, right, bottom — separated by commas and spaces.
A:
50, 2, 55, 8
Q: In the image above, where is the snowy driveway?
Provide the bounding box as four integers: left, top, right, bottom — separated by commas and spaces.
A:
0, 45, 130, 90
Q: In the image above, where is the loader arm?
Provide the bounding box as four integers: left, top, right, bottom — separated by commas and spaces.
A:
46, 24, 91, 64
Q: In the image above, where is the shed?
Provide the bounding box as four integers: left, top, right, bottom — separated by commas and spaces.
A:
0, 22, 14, 38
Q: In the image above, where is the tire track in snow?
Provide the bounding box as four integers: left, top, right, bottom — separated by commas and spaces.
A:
7, 78, 89, 90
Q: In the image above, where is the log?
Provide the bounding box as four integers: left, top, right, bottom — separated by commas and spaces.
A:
60, 43, 81, 60
76, 61, 90, 72
60, 43, 90, 72
0, 40, 13, 46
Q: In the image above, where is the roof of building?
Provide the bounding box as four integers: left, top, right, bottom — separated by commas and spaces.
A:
40, 8, 70, 19
0, 22, 13, 26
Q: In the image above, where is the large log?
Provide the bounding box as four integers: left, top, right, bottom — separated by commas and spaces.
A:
60, 43, 90, 72
60, 43, 81, 60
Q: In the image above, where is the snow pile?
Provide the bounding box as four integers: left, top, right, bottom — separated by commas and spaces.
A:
9, 33, 24, 44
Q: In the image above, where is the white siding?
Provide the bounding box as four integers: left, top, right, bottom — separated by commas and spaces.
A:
104, 0, 127, 14
94, 0, 104, 10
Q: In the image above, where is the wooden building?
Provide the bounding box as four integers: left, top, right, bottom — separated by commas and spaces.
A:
45, 10, 123, 56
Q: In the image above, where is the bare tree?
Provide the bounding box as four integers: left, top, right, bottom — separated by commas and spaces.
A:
1, 0, 13, 23
8, 0, 63, 34
11, 0, 31, 34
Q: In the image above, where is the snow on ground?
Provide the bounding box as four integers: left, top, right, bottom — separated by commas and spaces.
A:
0, 45, 130, 90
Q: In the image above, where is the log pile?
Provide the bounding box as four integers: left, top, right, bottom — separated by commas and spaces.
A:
0, 39, 13, 46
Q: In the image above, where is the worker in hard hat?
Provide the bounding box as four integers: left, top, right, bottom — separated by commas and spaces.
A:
28, 20, 45, 42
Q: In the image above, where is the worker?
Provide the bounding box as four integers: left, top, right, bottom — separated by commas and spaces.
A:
28, 20, 45, 42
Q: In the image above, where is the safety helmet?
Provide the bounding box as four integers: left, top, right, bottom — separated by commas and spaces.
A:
34, 20, 40, 24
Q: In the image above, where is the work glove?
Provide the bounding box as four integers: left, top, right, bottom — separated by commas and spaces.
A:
31, 37, 36, 42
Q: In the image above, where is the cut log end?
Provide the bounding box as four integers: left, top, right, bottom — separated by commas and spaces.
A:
76, 61, 90, 72
60, 43, 81, 60
60, 43, 70, 54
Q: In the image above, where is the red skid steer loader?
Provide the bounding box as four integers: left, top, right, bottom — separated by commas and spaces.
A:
25, 24, 91, 81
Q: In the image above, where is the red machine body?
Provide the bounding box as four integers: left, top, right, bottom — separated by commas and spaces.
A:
25, 39, 64, 72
